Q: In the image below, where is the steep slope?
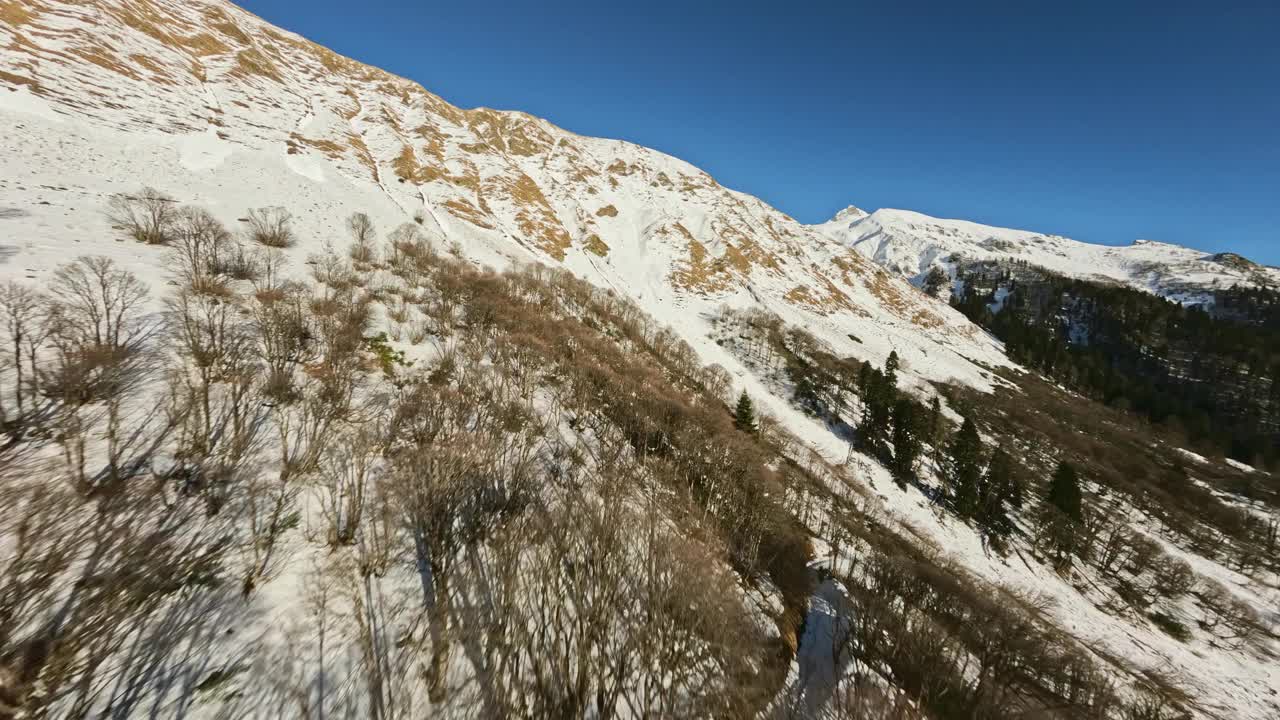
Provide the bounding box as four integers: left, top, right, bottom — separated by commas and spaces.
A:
815, 207, 1280, 304
0, 0, 1007, 399
2, 3, 1278, 720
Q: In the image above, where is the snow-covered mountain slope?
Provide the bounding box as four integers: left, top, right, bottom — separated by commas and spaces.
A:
815, 207, 1280, 304
0, 0, 1008, 398
3, 4, 1279, 720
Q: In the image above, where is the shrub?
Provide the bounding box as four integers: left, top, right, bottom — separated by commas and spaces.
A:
364, 332, 413, 376
220, 243, 261, 281
1151, 556, 1196, 598
245, 206, 295, 247
106, 187, 178, 245
349, 241, 376, 264
1148, 611, 1191, 642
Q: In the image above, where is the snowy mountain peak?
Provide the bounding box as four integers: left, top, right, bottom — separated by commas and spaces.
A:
829, 204, 869, 223
813, 206, 1279, 301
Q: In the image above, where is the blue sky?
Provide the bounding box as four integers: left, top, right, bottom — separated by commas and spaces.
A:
238, 0, 1280, 264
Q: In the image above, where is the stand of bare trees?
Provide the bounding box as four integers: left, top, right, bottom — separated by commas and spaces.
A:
0, 253, 242, 719
1, 190, 1265, 719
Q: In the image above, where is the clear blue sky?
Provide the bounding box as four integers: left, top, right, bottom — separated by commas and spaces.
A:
238, 0, 1280, 264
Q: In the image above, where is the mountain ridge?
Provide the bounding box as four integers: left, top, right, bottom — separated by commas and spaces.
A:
4, 0, 1273, 312
0, 0, 1013, 395
814, 207, 1280, 304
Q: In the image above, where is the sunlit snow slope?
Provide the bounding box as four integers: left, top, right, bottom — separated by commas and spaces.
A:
0, 0, 1013, 401
815, 208, 1280, 304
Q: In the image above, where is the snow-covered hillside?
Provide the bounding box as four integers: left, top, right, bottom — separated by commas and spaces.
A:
815, 208, 1280, 304
0, 0, 1011, 399
2, 2, 1278, 719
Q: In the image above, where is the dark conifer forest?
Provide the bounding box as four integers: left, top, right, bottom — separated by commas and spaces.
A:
952, 263, 1280, 469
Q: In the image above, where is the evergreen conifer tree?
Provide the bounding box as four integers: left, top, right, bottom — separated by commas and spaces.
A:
857, 360, 872, 395
858, 367, 893, 452
928, 397, 942, 441
949, 416, 984, 517
978, 445, 1020, 540
928, 396, 944, 470
1039, 460, 1086, 568
891, 398, 922, 486
923, 266, 950, 297
733, 390, 757, 433
1047, 460, 1083, 522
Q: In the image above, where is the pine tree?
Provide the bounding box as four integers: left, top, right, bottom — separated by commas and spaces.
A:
793, 371, 820, 415
928, 396, 942, 440
733, 390, 757, 433
923, 266, 950, 297
928, 396, 944, 471
891, 398, 922, 486
856, 360, 872, 395
1047, 460, 1083, 522
948, 416, 984, 517
1158, 460, 1189, 491
1041, 460, 1085, 568
885, 351, 900, 388
858, 367, 893, 452
978, 445, 1021, 541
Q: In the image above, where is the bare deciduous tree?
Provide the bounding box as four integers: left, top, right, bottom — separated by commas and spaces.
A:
106, 186, 178, 245
317, 426, 380, 547
49, 256, 149, 353
0, 282, 45, 421
347, 212, 378, 264
246, 206, 295, 248
170, 207, 233, 293
165, 285, 264, 514
1198, 581, 1261, 648
252, 247, 289, 295
40, 258, 154, 491
384, 223, 424, 269
251, 283, 317, 403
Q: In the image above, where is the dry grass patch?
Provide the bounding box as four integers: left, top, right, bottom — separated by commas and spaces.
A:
442, 199, 495, 230
0, 70, 41, 93
287, 133, 344, 157
70, 45, 142, 81
232, 48, 281, 83
202, 6, 252, 45
505, 174, 571, 260
0, 0, 40, 26
584, 234, 610, 257
177, 33, 231, 57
